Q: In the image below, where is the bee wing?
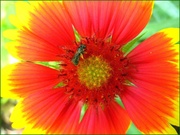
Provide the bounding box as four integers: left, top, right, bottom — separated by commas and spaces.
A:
72, 53, 80, 65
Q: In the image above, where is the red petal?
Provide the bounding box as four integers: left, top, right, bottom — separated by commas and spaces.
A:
121, 87, 176, 134
63, 1, 153, 44
47, 100, 83, 134
21, 88, 69, 131
13, 2, 75, 61
63, 1, 93, 37
6, 62, 62, 97
13, 29, 66, 61
122, 31, 179, 133
112, 1, 153, 45
78, 102, 130, 134
127, 32, 179, 98
127, 32, 178, 63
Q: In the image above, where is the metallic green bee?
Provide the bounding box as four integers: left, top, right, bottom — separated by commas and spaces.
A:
72, 44, 86, 65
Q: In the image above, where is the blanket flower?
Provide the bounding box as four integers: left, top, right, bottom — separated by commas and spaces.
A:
2, 1, 179, 134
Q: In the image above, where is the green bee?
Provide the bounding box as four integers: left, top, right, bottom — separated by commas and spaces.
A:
72, 44, 86, 65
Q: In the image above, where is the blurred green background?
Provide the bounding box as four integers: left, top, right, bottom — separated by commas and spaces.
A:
1, 1, 179, 134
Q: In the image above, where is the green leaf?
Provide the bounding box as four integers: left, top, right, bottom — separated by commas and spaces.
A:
1, 98, 9, 105
35, 61, 61, 69
141, 18, 179, 40
123, 80, 135, 87
126, 123, 142, 134
79, 103, 88, 123
155, 1, 179, 19
122, 33, 145, 57
115, 95, 124, 108
53, 82, 64, 89
73, 27, 81, 42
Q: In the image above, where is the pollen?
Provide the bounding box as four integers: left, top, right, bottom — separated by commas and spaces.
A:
77, 55, 112, 89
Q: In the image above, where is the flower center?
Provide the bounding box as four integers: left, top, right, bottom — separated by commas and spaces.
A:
77, 55, 112, 89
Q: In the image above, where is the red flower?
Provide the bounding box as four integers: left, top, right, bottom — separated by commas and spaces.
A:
2, 1, 179, 134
